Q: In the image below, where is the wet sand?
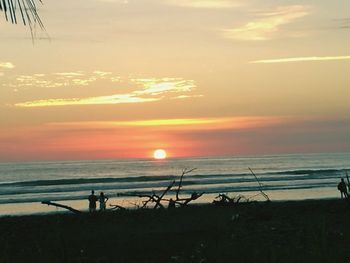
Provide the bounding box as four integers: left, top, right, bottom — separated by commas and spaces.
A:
1, 199, 350, 262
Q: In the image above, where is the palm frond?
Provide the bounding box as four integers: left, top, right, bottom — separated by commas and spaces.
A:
1, 0, 44, 30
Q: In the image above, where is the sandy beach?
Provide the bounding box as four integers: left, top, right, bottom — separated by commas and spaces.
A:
1, 199, 350, 262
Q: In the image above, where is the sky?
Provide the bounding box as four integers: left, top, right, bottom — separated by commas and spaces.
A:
0, 0, 350, 161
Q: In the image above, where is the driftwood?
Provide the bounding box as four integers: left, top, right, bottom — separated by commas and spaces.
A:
176, 168, 196, 200
41, 201, 82, 214
109, 204, 126, 210
175, 192, 203, 206
248, 167, 270, 202
212, 168, 271, 205
119, 168, 203, 209
154, 180, 176, 209
344, 172, 350, 205
117, 192, 159, 209
213, 194, 246, 206
172, 168, 203, 207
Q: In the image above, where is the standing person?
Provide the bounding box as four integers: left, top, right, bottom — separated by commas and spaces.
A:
99, 192, 109, 211
337, 178, 348, 199
346, 173, 350, 194
88, 190, 98, 212
168, 198, 176, 209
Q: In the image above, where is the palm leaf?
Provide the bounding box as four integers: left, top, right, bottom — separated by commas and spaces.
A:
1, 0, 44, 30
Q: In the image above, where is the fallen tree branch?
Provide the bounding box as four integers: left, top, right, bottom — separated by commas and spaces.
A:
117, 168, 201, 209
213, 194, 247, 206
175, 192, 204, 206
176, 168, 196, 200
109, 204, 126, 210
41, 201, 82, 214
154, 180, 175, 209
248, 167, 270, 202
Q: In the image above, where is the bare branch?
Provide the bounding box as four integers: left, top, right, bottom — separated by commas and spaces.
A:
41, 201, 82, 214
154, 180, 175, 209
248, 167, 270, 202
176, 168, 196, 200
117, 168, 202, 209
109, 204, 126, 211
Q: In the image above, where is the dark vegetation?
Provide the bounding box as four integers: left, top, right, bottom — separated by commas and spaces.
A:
1, 199, 350, 263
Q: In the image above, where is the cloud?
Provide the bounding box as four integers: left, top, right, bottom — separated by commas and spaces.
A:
93, 71, 112, 77
15, 95, 159, 107
223, 5, 309, 41
0, 62, 15, 69
2, 71, 117, 89
132, 78, 195, 95
333, 18, 350, 29
5, 72, 195, 93
166, 0, 243, 9
250, 55, 350, 64
14, 77, 198, 107
54, 72, 85, 77
49, 118, 224, 128
173, 94, 204, 99
48, 116, 285, 131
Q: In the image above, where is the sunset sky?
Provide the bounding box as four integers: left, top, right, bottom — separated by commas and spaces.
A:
1, 0, 350, 161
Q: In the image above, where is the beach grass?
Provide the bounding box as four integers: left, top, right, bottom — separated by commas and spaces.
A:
1, 199, 350, 262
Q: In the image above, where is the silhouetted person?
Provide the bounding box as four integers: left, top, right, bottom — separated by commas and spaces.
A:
168, 198, 176, 209
338, 178, 348, 199
88, 190, 98, 212
99, 192, 109, 211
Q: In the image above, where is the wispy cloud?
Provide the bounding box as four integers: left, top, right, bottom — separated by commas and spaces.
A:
132, 78, 195, 95
48, 116, 286, 130
333, 18, 350, 29
16, 95, 159, 108
3, 71, 117, 89
49, 118, 223, 128
15, 78, 198, 107
223, 5, 309, 41
93, 71, 112, 77
166, 0, 243, 9
173, 94, 204, 99
251, 55, 350, 64
54, 72, 85, 77
0, 62, 15, 69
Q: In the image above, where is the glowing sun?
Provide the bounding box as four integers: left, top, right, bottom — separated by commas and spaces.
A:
153, 149, 167, 160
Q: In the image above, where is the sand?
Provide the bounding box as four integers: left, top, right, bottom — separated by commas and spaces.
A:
0, 199, 350, 262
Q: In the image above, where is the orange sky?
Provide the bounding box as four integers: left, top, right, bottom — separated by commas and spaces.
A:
0, 116, 349, 161
0, 0, 350, 161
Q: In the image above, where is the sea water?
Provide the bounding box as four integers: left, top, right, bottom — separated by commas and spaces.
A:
0, 153, 349, 216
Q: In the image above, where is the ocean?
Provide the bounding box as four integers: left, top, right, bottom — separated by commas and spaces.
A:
0, 153, 349, 216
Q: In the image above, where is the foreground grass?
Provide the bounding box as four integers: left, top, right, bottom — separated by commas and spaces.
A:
1, 199, 350, 263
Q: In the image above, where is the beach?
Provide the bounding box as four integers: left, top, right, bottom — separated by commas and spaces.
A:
1, 199, 350, 262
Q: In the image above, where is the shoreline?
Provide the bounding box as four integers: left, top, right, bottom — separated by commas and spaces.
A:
0, 196, 337, 218
0, 190, 340, 218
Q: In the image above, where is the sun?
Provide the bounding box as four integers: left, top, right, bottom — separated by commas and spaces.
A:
153, 149, 167, 160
